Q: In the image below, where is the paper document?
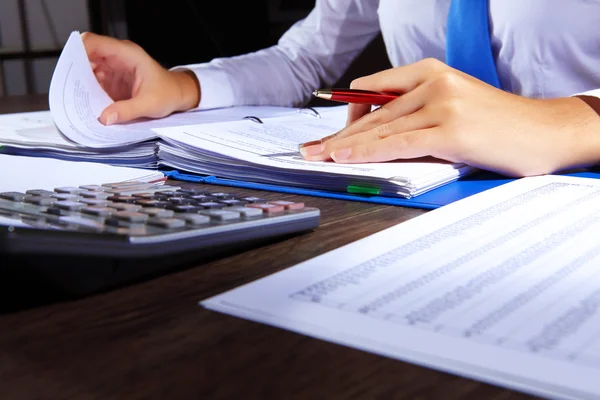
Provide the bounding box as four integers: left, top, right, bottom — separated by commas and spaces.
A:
202, 175, 600, 399
154, 111, 474, 197
0, 154, 164, 193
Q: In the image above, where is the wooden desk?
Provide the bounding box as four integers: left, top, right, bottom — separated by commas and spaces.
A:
0, 96, 534, 399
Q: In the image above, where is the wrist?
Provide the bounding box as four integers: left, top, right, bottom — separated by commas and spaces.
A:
171, 70, 200, 111
552, 96, 600, 169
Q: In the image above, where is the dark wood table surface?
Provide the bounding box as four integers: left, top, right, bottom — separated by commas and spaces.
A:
0, 95, 536, 399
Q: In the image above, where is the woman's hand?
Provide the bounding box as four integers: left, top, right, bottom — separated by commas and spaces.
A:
81, 32, 200, 125
299, 58, 600, 177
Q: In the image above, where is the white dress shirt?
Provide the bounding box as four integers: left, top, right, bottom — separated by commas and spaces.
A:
176, 0, 600, 110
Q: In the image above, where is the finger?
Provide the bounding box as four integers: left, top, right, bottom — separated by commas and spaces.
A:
299, 85, 429, 159
80, 31, 139, 64
346, 103, 371, 126
95, 70, 106, 82
350, 58, 447, 94
99, 97, 157, 125
309, 75, 433, 147
337, 84, 429, 140
304, 106, 437, 161
329, 128, 441, 164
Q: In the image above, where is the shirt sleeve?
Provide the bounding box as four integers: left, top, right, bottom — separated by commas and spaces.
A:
171, 0, 382, 110
576, 88, 600, 98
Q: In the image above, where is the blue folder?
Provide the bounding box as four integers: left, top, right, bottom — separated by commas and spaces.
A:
163, 169, 600, 210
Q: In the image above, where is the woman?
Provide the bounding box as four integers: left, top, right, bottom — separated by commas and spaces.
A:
82, 0, 600, 176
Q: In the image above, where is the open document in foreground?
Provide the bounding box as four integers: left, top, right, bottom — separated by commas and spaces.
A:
202, 174, 600, 399
153, 107, 475, 198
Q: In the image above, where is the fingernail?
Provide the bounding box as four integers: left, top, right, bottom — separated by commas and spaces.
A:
298, 140, 322, 149
331, 148, 352, 161
105, 112, 118, 125
299, 142, 325, 157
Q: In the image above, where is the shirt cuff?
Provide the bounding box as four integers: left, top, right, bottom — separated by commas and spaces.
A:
169, 64, 236, 111
573, 88, 600, 99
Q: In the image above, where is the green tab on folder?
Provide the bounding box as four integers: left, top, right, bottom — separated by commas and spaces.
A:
347, 185, 380, 195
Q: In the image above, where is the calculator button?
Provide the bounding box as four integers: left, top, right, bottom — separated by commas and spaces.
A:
167, 204, 200, 213
79, 198, 110, 206
45, 207, 75, 216
132, 193, 156, 199
0, 199, 48, 216
24, 195, 55, 206
268, 200, 304, 210
26, 189, 55, 197
113, 211, 149, 223
110, 203, 142, 212
54, 201, 86, 211
81, 207, 115, 217
197, 202, 223, 209
154, 191, 179, 197
166, 196, 195, 205
199, 210, 241, 222
241, 197, 266, 204
107, 195, 137, 203
51, 193, 81, 201
188, 194, 216, 201
135, 199, 161, 207
218, 199, 248, 207
229, 206, 263, 218
151, 201, 171, 209
147, 217, 186, 229
139, 208, 175, 218
80, 190, 111, 199
246, 203, 285, 214
176, 214, 210, 225
54, 186, 82, 194
0, 192, 26, 201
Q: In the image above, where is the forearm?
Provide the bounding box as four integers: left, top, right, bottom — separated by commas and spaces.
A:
173, 0, 381, 110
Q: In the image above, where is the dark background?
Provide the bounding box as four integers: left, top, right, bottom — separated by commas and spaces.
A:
113, 0, 391, 105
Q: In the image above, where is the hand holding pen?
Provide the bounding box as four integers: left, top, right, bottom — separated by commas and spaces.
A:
300, 59, 600, 178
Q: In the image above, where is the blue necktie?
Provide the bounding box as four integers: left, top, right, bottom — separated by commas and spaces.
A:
445, 0, 501, 88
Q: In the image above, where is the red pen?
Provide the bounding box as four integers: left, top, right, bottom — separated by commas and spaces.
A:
312, 88, 399, 105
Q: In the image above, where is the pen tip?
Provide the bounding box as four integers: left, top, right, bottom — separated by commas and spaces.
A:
312, 90, 318, 96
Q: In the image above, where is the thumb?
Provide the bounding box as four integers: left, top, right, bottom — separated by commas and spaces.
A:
99, 97, 150, 125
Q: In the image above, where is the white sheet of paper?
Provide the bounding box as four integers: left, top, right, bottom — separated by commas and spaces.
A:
0, 154, 164, 192
202, 175, 600, 400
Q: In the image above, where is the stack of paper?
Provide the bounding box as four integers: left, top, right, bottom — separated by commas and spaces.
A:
0, 111, 157, 168
154, 106, 475, 198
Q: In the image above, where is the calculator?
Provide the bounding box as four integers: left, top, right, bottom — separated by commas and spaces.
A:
0, 180, 320, 299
